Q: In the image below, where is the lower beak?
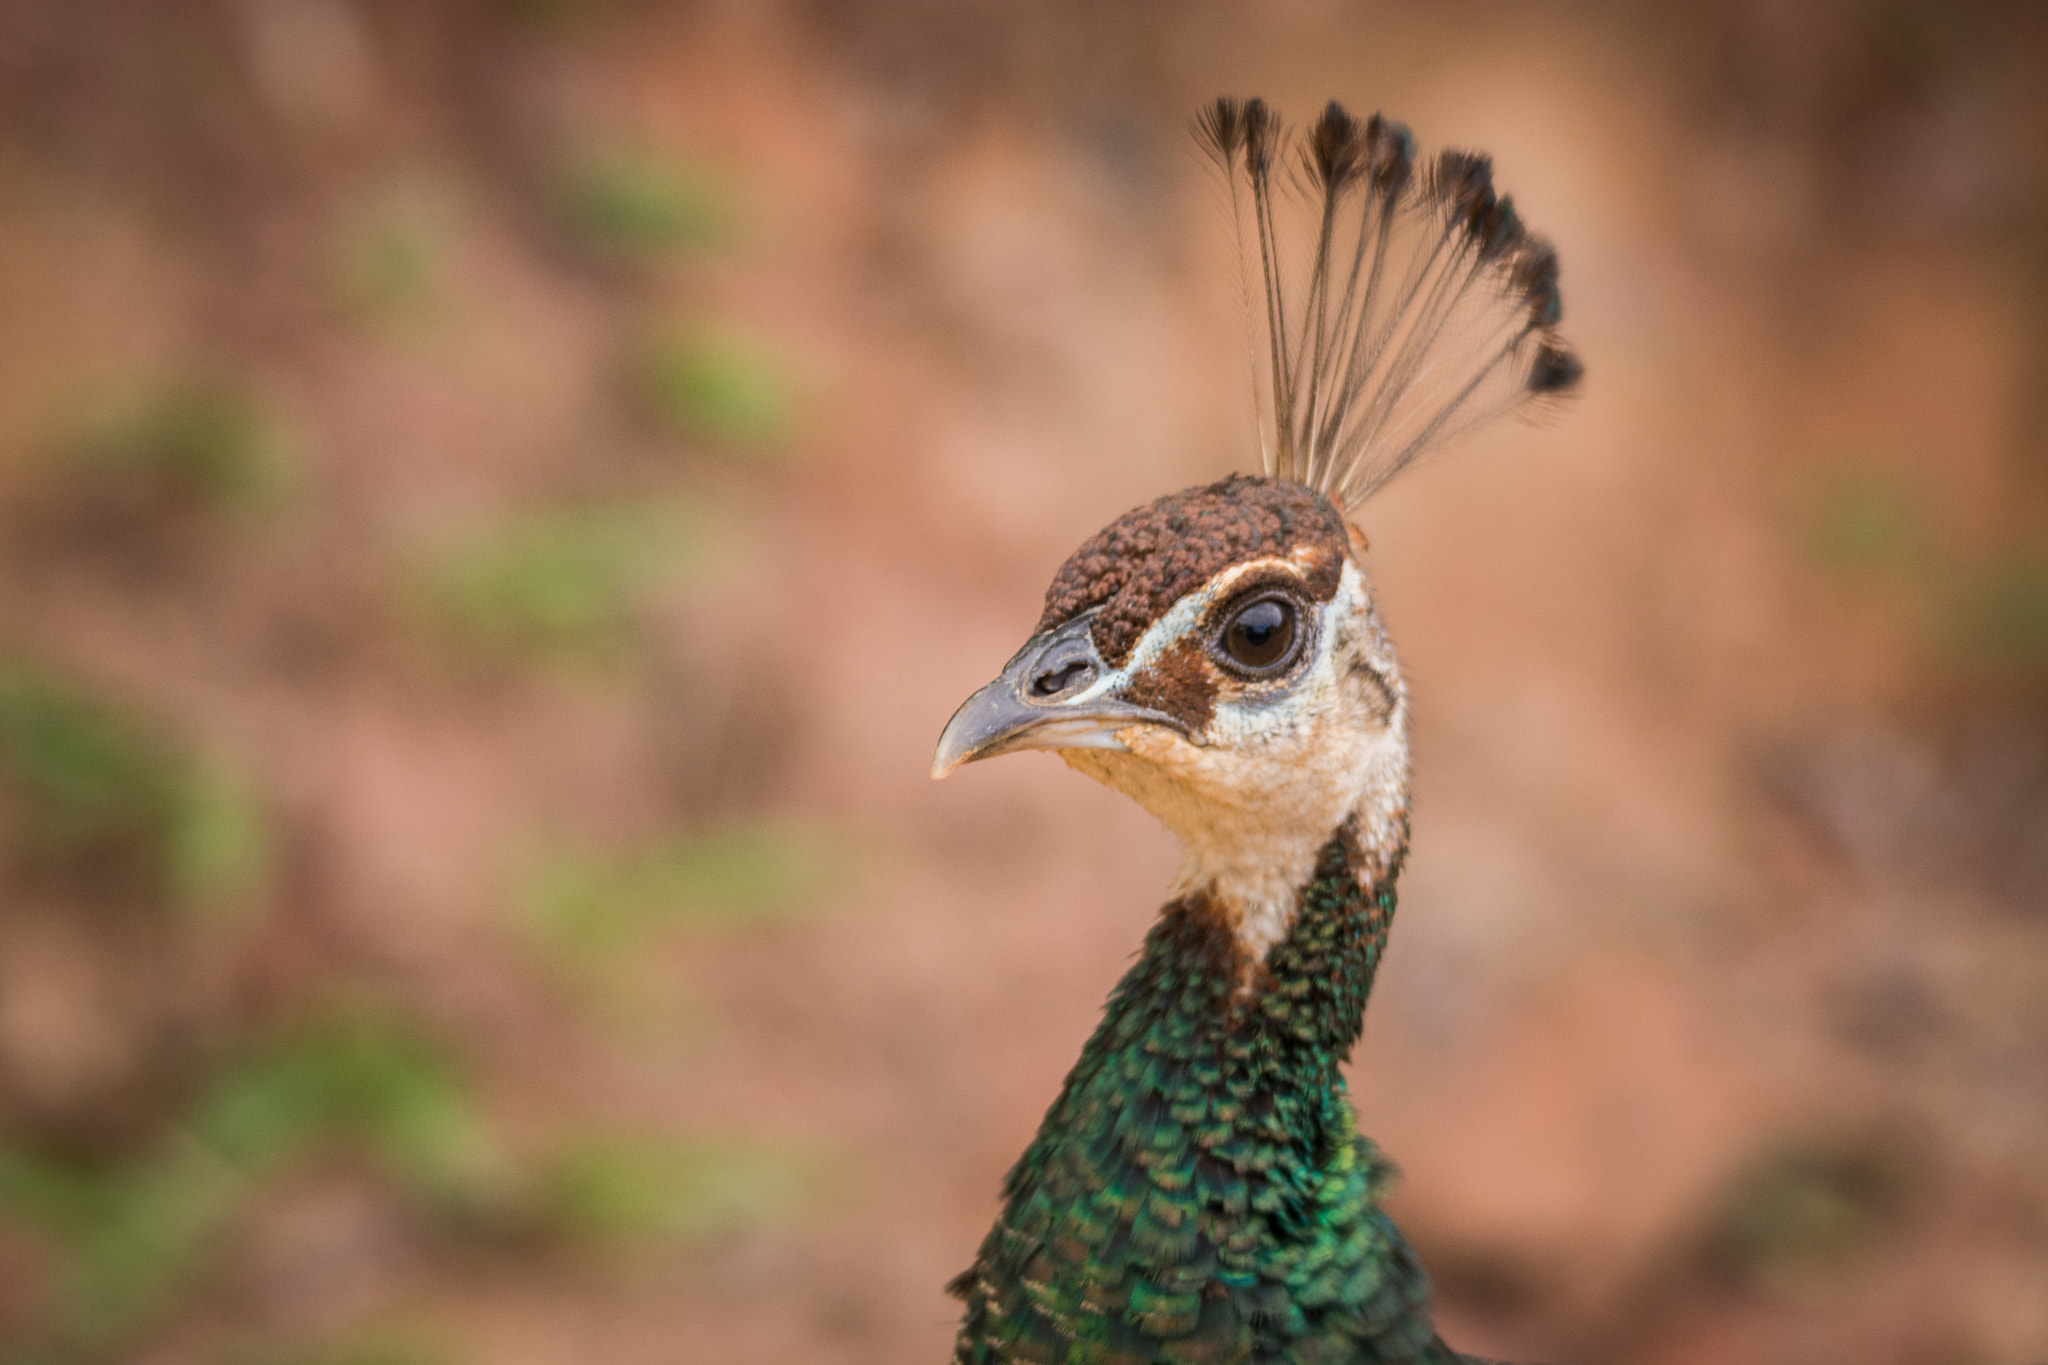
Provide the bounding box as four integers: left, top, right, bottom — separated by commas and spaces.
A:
930, 619, 1188, 779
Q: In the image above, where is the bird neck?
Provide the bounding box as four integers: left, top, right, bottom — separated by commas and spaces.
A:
1106, 809, 1403, 1098
951, 812, 1422, 1361
1018, 807, 1407, 1205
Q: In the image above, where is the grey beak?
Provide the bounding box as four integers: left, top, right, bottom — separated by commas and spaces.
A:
931, 614, 1188, 779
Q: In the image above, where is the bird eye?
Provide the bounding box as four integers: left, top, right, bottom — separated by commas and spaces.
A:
1218, 596, 1298, 673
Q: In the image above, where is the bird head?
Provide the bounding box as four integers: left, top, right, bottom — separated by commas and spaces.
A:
932, 97, 1579, 961
933, 475, 1408, 959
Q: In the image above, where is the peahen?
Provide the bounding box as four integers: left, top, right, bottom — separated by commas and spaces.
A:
931, 99, 1582, 1365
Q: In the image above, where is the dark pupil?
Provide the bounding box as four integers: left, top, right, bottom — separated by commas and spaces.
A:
1225, 599, 1294, 669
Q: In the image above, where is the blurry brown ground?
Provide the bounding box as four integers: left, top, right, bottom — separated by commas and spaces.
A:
1, 2, 2047, 1363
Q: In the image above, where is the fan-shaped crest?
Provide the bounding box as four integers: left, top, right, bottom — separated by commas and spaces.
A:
1196, 97, 1582, 514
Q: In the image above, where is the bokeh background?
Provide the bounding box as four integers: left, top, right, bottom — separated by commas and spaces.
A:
2, 2, 2047, 1362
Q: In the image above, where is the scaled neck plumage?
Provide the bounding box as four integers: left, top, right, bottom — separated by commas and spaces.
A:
946, 801, 1434, 1364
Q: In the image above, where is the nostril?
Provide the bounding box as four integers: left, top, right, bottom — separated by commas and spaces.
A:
1031, 661, 1094, 698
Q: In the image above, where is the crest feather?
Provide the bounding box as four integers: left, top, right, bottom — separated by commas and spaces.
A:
1196, 97, 1582, 514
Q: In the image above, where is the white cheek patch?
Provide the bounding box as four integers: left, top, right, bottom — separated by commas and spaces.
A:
1074, 559, 1411, 969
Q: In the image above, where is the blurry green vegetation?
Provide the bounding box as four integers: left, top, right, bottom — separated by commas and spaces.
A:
0, 659, 270, 917
0, 1003, 494, 1353
222, 1323, 459, 1365
0, 1137, 242, 1352
0, 990, 817, 1358
0, 661, 182, 858
534, 1132, 820, 1245
1945, 553, 2048, 672
410, 501, 698, 667
66, 376, 297, 519
164, 758, 273, 923
188, 1006, 503, 1207
1800, 465, 1931, 576
560, 147, 729, 259
636, 324, 795, 451
1707, 1142, 1908, 1298
517, 822, 836, 967
334, 187, 449, 324
1784, 462, 2048, 681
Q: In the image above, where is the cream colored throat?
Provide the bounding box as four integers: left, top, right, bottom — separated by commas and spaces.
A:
1069, 721, 1408, 966
1166, 745, 1407, 964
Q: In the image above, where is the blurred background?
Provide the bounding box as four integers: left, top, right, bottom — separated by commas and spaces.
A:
1, 2, 2046, 1362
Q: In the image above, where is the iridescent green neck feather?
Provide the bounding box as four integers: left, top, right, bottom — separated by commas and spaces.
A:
949, 816, 1474, 1365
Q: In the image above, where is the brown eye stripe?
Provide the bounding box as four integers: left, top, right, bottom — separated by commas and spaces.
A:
1037, 474, 1350, 666
1120, 636, 1219, 731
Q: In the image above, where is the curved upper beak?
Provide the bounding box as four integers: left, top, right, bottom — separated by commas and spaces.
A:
931, 614, 1188, 779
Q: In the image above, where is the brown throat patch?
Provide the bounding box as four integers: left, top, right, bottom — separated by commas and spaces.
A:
1037, 474, 1351, 665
